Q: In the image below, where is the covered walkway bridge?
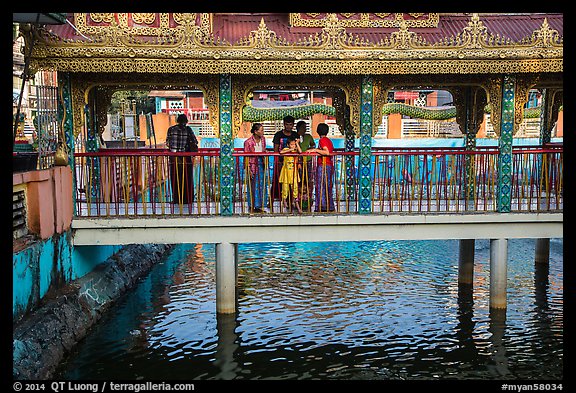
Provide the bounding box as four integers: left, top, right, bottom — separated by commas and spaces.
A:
22, 13, 563, 312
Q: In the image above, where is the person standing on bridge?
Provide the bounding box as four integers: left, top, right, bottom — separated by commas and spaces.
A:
271, 115, 298, 202
296, 120, 315, 211
166, 114, 198, 206
313, 123, 335, 212
279, 135, 303, 213
243, 122, 268, 213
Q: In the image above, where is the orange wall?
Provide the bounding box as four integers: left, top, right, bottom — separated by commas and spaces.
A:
427, 91, 438, 106
477, 117, 487, 138
556, 110, 563, 137
139, 112, 177, 146
188, 97, 204, 109
13, 166, 73, 240
387, 113, 402, 139
310, 96, 333, 137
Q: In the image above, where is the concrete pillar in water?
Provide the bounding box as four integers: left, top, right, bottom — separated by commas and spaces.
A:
216, 242, 237, 314
458, 239, 475, 285
490, 238, 508, 309
535, 238, 550, 265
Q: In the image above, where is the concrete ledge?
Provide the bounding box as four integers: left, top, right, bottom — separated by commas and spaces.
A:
13, 169, 51, 185
72, 212, 563, 245
13, 243, 173, 380
13, 166, 74, 240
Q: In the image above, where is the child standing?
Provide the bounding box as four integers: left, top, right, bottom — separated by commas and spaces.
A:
279, 135, 303, 213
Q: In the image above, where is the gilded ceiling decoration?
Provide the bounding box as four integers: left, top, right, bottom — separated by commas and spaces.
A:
27, 13, 562, 75
289, 13, 440, 28
74, 13, 212, 36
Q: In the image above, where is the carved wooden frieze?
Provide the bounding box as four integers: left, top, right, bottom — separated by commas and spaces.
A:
27, 13, 562, 75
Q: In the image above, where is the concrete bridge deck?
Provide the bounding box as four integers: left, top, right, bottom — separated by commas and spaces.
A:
72, 212, 563, 246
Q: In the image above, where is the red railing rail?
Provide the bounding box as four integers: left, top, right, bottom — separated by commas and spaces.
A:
73, 146, 562, 217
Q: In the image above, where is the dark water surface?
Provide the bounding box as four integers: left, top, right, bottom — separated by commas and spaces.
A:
57, 239, 563, 381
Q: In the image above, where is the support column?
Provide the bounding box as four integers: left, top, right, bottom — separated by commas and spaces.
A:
458, 239, 475, 285
535, 238, 550, 265
215, 242, 238, 314
497, 75, 515, 213
219, 74, 234, 216
345, 129, 356, 206
84, 93, 101, 200
490, 238, 508, 309
463, 86, 486, 210
358, 75, 374, 214
57, 72, 76, 214
534, 240, 550, 307
344, 104, 356, 205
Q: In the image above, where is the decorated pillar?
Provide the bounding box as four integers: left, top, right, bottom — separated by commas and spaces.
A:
358, 76, 374, 214
538, 89, 551, 145
57, 72, 76, 212
219, 74, 234, 216
463, 88, 477, 150
464, 89, 476, 208
455, 87, 477, 208
332, 89, 356, 204
454, 85, 487, 208
84, 91, 101, 200
464, 87, 486, 206
344, 105, 356, 203
84, 91, 99, 153
497, 75, 515, 213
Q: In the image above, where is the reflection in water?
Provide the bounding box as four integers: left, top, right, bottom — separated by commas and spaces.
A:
456, 284, 479, 361
214, 313, 239, 380
488, 308, 509, 378
56, 239, 563, 380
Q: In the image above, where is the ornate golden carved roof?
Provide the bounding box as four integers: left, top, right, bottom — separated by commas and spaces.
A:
73, 13, 212, 37
289, 13, 440, 28
28, 13, 563, 75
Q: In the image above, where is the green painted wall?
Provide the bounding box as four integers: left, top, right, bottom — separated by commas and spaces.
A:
12, 230, 121, 322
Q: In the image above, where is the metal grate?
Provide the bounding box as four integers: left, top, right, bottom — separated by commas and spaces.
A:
13, 190, 28, 239
35, 85, 59, 169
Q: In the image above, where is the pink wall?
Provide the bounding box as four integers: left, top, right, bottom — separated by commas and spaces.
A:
13, 166, 73, 240
556, 110, 563, 137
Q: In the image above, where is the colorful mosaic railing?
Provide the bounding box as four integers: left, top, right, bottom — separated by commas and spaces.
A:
73, 145, 562, 217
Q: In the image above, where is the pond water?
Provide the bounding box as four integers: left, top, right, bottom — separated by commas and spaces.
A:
56, 238, 563, 381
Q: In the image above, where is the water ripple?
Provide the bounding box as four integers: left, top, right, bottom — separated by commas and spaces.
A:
58, 239, 563, 380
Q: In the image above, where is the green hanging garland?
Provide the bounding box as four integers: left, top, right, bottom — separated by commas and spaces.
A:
241, 102, 555, 122
382, 103, 456, 120
242, 103, 335, 122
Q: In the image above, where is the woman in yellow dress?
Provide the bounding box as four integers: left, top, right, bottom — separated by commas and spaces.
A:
279, 135, 302, 213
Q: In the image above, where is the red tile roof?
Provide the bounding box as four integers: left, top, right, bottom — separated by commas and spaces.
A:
45, 13, 562, 45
